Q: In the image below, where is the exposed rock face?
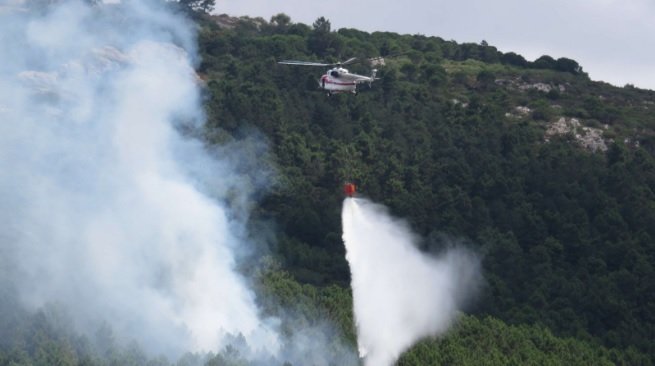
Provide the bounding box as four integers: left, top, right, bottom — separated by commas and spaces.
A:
545, 117, 581, 137
505, 106, 532, 118
515, 106, 532, 114
496, 78, 566, 93
518, 82, 565, 93
545, 117, 608, 152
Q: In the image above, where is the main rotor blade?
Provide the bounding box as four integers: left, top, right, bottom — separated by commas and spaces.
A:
340, 57, 358, 66
278, 60, 331, 67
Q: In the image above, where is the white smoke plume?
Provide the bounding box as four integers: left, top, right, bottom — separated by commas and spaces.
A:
0, 0, 278, 359
342, 198, 481, 366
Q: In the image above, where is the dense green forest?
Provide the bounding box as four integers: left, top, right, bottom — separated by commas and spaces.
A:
3, 3, 655, 365
193, 10, 655, 364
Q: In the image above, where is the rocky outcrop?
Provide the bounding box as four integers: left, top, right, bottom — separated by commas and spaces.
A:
496, 78, 566, 93
545, 117, 608, 152
505, 105, 532, 118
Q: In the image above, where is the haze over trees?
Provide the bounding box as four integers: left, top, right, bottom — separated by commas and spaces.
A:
2, 3, 655, 365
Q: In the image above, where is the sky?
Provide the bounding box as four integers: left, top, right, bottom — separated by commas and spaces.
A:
216, 0, 655, 91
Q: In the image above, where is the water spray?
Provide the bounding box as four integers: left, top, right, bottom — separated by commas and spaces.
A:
342, 197, 480, 366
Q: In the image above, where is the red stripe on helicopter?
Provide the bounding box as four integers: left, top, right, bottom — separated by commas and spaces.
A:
323, 78, 356, 86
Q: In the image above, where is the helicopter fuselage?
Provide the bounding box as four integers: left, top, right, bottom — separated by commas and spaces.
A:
319, 67, 376, 95
277, 57, 379, 96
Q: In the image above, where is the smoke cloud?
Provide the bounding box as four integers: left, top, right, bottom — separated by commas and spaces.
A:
342, 198, 481, 366
0, 0, 277, 358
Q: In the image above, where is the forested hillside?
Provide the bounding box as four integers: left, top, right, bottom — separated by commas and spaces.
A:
195, 10, 655, 363
2, 3, 655, 365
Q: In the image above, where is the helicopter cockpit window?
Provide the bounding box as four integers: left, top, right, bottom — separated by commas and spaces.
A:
330, 70, 340, 78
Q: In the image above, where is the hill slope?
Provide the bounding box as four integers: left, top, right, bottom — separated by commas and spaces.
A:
196, 12, 655, 360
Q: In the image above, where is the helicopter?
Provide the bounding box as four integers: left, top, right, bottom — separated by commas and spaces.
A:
278, 57, 383, 96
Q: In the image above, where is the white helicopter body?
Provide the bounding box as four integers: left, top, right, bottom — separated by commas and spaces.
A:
278, 57, 380, 95
319, 67, 377, 94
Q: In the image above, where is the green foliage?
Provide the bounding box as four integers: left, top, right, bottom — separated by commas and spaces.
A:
533, 55, 557, 69
530, 99, 555, 120
195, 13, 655, 361
555, 57, 584, 75
257, 266, 653, 365
398, 316, 651, 366
501, 52, 529, 67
